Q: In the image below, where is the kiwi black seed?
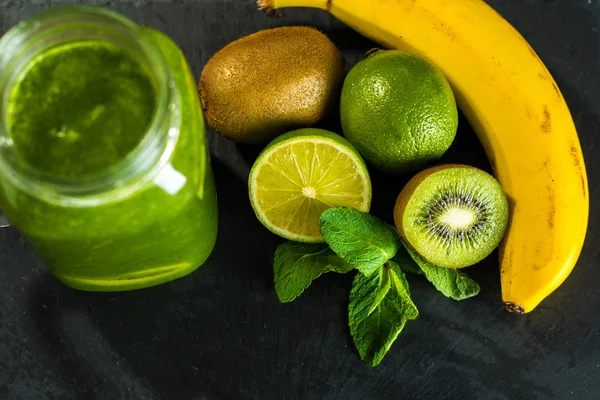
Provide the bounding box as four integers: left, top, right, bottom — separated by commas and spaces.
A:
394, 164, 509, 269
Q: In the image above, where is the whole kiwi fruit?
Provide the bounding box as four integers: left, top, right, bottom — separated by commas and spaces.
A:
199, 26, 344, 143
394, 164, 509, 269
199, 26, 344, 144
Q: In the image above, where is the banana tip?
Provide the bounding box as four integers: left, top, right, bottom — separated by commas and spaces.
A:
504, 302, 525, 314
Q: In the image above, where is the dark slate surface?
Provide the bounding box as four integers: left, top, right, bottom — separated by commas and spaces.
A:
0, 1, 599, 399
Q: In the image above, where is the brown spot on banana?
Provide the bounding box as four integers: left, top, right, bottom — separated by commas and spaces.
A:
546, 184, 556, 230
552, 82, 561, 98
526, 42, 540, 60
570, 143, 587, 197
434, 22, 457, 41
570, 144, 581, 167
540, 105, 552, 133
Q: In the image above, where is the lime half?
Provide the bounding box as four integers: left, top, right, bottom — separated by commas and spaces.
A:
249, 128, 372, 242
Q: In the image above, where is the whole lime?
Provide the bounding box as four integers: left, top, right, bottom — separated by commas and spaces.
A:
340, 50, 458, 174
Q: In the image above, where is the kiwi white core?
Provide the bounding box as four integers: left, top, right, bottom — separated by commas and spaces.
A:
438, 207, 476, 230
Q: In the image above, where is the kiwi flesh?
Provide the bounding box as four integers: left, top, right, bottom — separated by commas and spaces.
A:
394, 164, 509, 269
199, 26, 344, 144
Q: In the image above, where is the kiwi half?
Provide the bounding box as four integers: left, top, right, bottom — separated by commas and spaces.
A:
394, 164, 509, 269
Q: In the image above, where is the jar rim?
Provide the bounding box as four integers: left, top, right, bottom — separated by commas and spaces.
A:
0, 6, 180, 206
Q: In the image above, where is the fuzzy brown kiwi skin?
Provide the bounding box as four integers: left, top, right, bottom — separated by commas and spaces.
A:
199, 26, 344, 144
393, 164, 482, 257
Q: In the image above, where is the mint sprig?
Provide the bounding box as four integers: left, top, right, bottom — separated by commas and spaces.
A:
320, 207, 418, 367
274, 242, 353, 303
271, 206, 481, 368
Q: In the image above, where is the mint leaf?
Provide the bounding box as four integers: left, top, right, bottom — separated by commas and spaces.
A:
274, 242, 353, 303
392, 244, 422, 275
324, 253, 355, 274
403, 243, 480, 300
320, 207, 401, 276
348, 262, 419, 367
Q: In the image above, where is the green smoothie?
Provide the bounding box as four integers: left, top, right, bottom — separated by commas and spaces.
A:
8, 40, 156, 177
0, 27, 218, 291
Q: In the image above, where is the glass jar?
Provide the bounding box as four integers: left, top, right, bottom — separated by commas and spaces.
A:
0, 6, 218, 291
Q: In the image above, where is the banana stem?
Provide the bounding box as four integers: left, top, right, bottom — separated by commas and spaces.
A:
258, 0, 330, 12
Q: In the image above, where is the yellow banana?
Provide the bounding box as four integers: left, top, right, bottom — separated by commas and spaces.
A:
259, 0, 589, 313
